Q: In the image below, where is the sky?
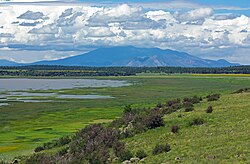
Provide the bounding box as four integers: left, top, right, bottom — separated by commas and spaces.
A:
0, 0, 250, 64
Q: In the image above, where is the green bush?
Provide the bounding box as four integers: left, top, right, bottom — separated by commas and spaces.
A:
135, 149, 147, 159
183, 96, 202, 104
206, 94, 220, 101
185, 106, 194, 112
156, 102, 163, 108
41, 136, 71, 150
119, 149, 133, 161
167, 99, 182, 110
206, 106, 213, 113
190, 118, 205, 126
34, 146, 44, 152
152, 143, 171, 155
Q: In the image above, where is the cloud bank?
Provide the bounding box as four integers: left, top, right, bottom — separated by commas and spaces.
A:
0, 3, 250, 64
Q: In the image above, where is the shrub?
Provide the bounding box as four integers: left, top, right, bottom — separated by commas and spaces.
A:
57, 136, 71, 146
190, 118, 204, 126
68, 124, 122, 163
124, 105, 132, 113
87, 148, 110, 164
171, 103, 182, 110
152, 143, 171, 155
232, 88, 250, 94
177, 114, 183, 118
183, 102, 193, 108
171, 125, 180, 133
185, 106, 194, 112
167, 99, 181, 110
183, 96, 202, 104
167, 99, 179, 106
34, 146, 44, 152
43, 141, 55, 150
119, 149, 133, 161
57, 147, 68, 156
135, 149, 147, 159
206, 94, 220, 101
206, 106, 213, 113
112, 106, 165, 139
0, 161, 8, 164
145, 112, 164, 129
41, 136, 71, 150
113, 141, 125, 157
156, 102, 163, 108
25, 153, 55, 164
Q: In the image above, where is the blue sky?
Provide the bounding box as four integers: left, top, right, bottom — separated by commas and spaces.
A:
192, 0, 250, 7
0, 0, 250, 64
78, 0, 250, 7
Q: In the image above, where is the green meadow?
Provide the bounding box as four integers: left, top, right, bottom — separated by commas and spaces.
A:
0, 74, 250, 162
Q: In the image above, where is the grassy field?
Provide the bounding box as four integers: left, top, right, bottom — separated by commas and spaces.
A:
0, 74, 250, 161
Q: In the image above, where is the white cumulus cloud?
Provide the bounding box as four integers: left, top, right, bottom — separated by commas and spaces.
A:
0, 3, 250, 64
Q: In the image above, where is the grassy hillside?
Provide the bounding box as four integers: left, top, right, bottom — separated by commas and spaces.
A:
124, 91, 250, 163
0, 74, 250, 162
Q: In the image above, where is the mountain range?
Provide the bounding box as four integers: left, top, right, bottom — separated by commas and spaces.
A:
0, 46, 239, 67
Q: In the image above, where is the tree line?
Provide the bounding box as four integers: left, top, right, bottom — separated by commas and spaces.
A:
0, 65, 249, 77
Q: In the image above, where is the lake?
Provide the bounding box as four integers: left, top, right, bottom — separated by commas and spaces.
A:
0, 78, 130, 91
0, 78, 130, 101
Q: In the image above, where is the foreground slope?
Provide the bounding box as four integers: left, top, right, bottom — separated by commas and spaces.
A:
32, 46, 239, 67
124, 92, 250, 163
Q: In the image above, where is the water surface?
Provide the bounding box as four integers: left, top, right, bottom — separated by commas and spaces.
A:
0, 103, 8, 106
0, 78, 130, 91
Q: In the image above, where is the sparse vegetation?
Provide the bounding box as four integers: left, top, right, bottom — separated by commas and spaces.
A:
34, 136, 71, 152
190, 118, 205, 126
34, 146, 44, 153
185, 106, 194, 112
119, 149, 133, 161
183, 96, 202, 104
152, 143, 171, 155
206, 94, 220, 101
135, 149, 147, 159
232, 87, 250, 94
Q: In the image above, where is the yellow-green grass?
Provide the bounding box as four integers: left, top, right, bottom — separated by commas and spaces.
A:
124, 92, 250, 163
0, 74, 250, 161
192, 74, 250, 77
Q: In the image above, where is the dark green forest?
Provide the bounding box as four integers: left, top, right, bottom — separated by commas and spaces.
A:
0, 65, 249, 77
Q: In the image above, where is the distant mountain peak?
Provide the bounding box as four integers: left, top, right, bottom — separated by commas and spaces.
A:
0, 59, 22, 66
0, 46, 240, 67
